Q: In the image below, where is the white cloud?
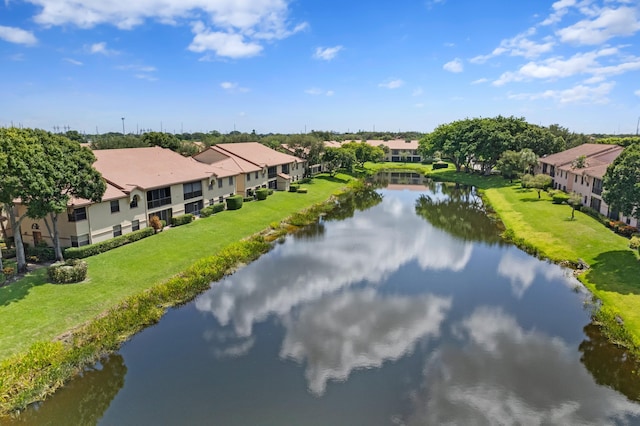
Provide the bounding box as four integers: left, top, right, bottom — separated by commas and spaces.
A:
221, 81, 249, 93
0, 25, 37, 45
88, 42, 118, 55
507, 82, 615, 104
557, 6, 640, 45
492, 47, 621, 85
116, 64, 157, 72
135, 74, 158, 82
470, 28, 554, 64
313, 45, 343, 61
378, 79, 405, 89
189, 22, 263, 58
27, 0, 306, 59
63, 58, 83, 66
443, 58, 463, 73
635, 89, 640, 97
412, 87, 424, 96
305, 88, 333, 96
541, 0, 577, 26
471, 78, 488, 84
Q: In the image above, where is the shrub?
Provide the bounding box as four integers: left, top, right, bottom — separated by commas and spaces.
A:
256, 188, 269, 200
226, 195, 244, 210
552, 193, 569, 204
26, 245, 55, 262
64, 227, 155, 259
432, 162, 448, 170
299, 177, 312, 184
212, 203, 225, 213
268, 189, 274, 195
630, 236, 640, 250
243, 196, 254, 202
618, 225, 638, 238
171, 214, 194, 227
200, 206, 215, 217
289, 185, 299, 193
297, 188, 308, 194
2, 266, 15, 276
1, 247, 16, 259
149, 215, 163, 233
48, 259, 88, 284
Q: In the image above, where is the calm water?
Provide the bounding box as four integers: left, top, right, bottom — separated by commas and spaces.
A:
11, 174, 640, 425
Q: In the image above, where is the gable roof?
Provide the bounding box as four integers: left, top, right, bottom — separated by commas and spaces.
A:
93, 146, 231, 191
539, 144, 621, 167
556, 145, 623, 179
213, 142, 303, 167
206, 145, 262, 173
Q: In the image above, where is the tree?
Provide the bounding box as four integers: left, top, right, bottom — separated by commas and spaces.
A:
496, 150, 521, 182
567, 192, 583, 220
323, 147, 355, 175
0, 128, 47, 272
420, 120, 476, 172
603, 144, 640, 221
25, 131, 106, 261
141, 132, 181, 151
522, 173, 552, 198
519, 148, 538, 174
342, 142, 384, 167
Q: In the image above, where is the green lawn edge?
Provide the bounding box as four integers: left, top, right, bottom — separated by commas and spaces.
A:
422, 165, 640, 351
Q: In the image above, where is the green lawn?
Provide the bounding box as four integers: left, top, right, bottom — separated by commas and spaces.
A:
0, 174, 351, 360
428, 167, 640, 346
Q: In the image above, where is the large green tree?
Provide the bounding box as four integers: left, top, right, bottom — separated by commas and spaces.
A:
603, 144, 640, 220
25, 131, 106, 261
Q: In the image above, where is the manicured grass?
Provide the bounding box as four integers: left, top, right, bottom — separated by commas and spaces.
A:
427, 167, 640, 347
0, 174, 352, 360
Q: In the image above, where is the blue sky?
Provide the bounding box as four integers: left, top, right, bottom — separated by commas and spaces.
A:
1, 0, 639, 135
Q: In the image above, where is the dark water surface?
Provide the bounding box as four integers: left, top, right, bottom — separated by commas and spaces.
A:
10, 175, 640, 425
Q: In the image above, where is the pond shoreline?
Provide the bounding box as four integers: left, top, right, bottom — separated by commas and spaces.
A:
0, 182, 357, 418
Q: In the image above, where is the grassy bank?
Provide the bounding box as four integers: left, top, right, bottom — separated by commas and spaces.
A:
0, 174, 353, 416
0, 174, 351, 361
425, 167, 640, 349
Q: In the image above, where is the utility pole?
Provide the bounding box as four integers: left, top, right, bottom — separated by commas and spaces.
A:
121, 117, 125, 135
636, 116, 639, 136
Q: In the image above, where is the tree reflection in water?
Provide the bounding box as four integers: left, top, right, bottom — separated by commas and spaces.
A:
580, 323, 640, 402
6, 355, 127, 425
415, 182, 503, 245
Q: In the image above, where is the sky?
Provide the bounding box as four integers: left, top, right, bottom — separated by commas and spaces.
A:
1, 0, 639, 135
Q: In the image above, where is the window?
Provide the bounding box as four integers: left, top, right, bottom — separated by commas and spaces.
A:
110, 200, 120, 213
132, 219, 140, 231
183, 181, 203, 200
185, 200, 204, 215
255, 171, 259, 179
218, 196, 223, 203
130, 196, 138, 209
218, 179, 223, 188
282, 164, 290, 174
147, 187, 172, 209
113, 225, 122, 237
149, 208, 172, 224
70, 234, 89, 247
590, 197, 601, 212
228, 176, 234, 186
592, 178, 603, 195
574, 175, 577, 183
68, 207, 87, 222
247, 173, 251, 181
208, 181, 214, 190
268, 166, 277, 179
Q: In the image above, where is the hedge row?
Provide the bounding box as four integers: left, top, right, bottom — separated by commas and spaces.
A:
226, 195, 243, 211
200, 203, 225, 217
432, 162, 448, 170
48, 259, 88, 284
170, 214, 194, 227
289, 185, 299, 192
64, 227, 155, 259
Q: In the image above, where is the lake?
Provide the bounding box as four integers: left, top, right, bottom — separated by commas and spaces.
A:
10, 173, 640, 425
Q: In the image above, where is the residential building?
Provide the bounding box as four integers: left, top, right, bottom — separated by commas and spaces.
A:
194, 142, 305, 192
16, 146, 239, 248
536, 144, 636, 227
325, 140, 422, 163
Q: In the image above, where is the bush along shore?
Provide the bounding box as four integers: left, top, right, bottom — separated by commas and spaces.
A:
0, 183, 359, 418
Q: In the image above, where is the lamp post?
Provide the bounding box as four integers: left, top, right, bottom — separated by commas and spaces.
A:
121, 117, 125, 135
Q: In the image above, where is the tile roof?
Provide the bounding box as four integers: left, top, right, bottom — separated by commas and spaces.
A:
325, 139, 420, 150
214, 142, 304, 167
556, 145, 623, 179
207, 146, 262, 174
92, 146, 225, 191
539, 144, 621, 167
